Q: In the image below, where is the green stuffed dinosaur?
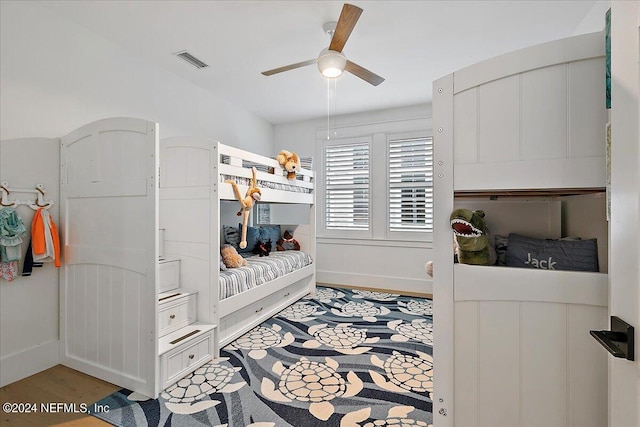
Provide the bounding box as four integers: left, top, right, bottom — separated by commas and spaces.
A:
450, 208, 492, 266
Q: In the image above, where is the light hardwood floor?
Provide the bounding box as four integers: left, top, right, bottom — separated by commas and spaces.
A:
0, 365, 119, 426
320, 282, 433, 299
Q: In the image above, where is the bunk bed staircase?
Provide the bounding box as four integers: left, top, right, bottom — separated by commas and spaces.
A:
157, 258, 216, 390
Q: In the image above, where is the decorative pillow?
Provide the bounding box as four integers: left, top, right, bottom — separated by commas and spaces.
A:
223, 225, 240, 248
260, 225, 281, 245
238, 223, 261, 254
505, 233, 598, 272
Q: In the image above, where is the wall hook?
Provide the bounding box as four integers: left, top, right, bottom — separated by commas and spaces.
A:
0, 181, 53, 209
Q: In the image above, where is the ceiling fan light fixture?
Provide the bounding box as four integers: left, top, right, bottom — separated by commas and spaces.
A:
318, 48, 346, 78
261, 4, 383, 85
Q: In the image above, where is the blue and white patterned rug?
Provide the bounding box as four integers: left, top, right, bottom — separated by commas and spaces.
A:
91, 286, 433, 426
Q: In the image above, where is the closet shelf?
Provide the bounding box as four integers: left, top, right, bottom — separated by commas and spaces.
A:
454, 187, 605, 199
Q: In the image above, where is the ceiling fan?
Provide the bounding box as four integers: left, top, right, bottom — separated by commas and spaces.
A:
261, 3, 384, 86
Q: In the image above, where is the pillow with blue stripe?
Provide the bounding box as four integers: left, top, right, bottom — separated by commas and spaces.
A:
259, 225, 281, 245
223, 225, 240, 248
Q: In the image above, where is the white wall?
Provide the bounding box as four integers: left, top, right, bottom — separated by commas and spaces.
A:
572, 0, 610, 36
0, 139, 61, 387
275, 104, 432, 295
0, 1, 274, 386
0, 1, 273, 151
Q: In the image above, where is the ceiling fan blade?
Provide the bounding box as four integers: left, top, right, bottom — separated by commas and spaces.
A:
261, 59, 316, 76
329, 3, 363, 52
345, 60, 385, 86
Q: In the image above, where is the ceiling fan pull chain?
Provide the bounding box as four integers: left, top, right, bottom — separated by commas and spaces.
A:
333, 78, 338, 138
327, 78, 331, 140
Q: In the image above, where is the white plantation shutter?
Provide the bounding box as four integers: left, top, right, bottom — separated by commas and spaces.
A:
324, 142, 370, 230
388, 136, 433, 233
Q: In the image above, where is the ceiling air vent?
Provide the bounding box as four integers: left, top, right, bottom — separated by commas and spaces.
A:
173, 50, 209, 69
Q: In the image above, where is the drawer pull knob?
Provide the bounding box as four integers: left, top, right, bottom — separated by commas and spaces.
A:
188, 354, 195, 360
255, 307, 263, 313
169, 314, 176, 319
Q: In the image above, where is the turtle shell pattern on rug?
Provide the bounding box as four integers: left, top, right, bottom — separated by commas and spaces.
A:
90, 286, 433, 427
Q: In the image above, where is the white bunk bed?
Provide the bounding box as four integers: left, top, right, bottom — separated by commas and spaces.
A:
56, 119, 314, 399
159, 137, 316, 349
432, 32, 608, 427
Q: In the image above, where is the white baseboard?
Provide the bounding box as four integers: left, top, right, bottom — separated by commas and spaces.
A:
0, 339, 60, 387
317, 270, 432, 295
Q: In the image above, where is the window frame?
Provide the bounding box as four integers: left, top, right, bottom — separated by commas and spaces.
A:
385, 130, 434, 242
314, 116, 432, 245
318, 135, 373, 239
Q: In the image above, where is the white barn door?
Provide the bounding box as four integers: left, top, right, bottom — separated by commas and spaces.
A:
609, 3, 640, 426
60, 117, 159, 397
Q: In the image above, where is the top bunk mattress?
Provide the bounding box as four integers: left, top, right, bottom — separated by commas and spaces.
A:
221, 174, 312, 194
220, 155, 313, 194
219, 251, 313, 300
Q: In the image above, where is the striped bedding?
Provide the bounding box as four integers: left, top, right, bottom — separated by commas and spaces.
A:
220, 174, 311, 194
219, 251, 313, 300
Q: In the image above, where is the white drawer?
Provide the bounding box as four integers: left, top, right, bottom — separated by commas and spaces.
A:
160, 326, 216, 390
158, 293, 196, 337
277, 280, 308, 301
219, 294, 276, 345
239, 295, 274, 329
158, 258, 180, 293
218, 281, 311, 346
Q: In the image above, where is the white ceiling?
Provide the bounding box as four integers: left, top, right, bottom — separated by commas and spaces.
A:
40, 0, 607, 125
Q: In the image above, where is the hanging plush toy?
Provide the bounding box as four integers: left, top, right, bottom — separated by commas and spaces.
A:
226, 167, 261, 249
276, 150, 301, 180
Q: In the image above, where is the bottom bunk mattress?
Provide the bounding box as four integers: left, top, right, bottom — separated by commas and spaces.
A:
219, 251, 313, 300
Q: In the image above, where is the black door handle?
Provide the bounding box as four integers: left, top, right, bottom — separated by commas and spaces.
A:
590, 316, 634, 361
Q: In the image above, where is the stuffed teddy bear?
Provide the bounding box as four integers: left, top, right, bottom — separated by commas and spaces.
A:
425, 260, 434, 277
450, 208, 494, 265
277, 230, 300, 251
226, 166, 261, 249
276, 150, 301, 180
220, 244, 246, 268
425, 238, 458, 278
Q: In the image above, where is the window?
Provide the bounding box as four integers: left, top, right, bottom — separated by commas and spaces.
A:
317, 123, 431, 243
388, 135, 433, 235
324, 141, 370, 231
